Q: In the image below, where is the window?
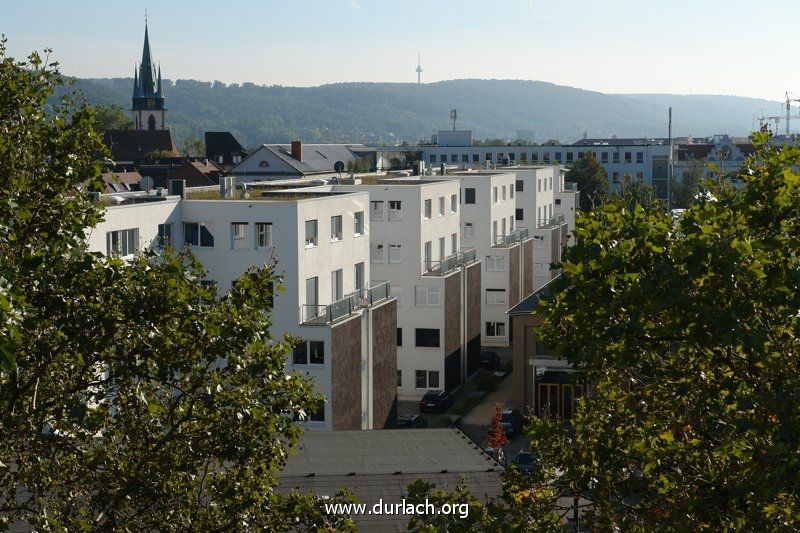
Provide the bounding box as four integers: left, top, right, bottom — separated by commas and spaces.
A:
510, 185, 514, 199
501, 185, 506, 201
485, 255, 507, 271
354, 211, 364, 235
450, 194, 457, 213
397, 370, 402, 387
231, 222, 249, 250
256, 222, 273, 248
424, 199, 432, 219
486, 322, 506, 337
355, 262, 365, 291
305, 277, 318, 307
464, 188, 476, 204
613, 152, 620, 163
625, 152, 632, 163
472, 154, 480, 162
451, 233, 458, 254
501, 218, 507, 237
486, 289, 507, 305
492, 220, 498, 244
309, 340, 324, 365
183, 222, 214, 248
331, 269, 343, 301
397, 328, 403, 347
441, 155, 447, 163
415, 286, 441, 306
371, 243, 385, 263
305, 219, 318, 247
532, 152, 539, 162
567, 152, 574, 163
509, 215, 514, 232
424, 241, 432, 271
555, 198, 562, 205
451, 154, 457, 163
292, 343, 307, 365
520, 152, 528, 162
515, 180, 524, 192
464, 222, 475, 239
389, 244, 403, 264
516, 208, 524, 221
415, 328, 440, 348
543, 153, 550, 163
538, 207, 542, 224
439, 237, 445, 261
636, 151, 644, 163
439, 196, 445, 216
415, 370, 440, 388
612, 171, 620, 183
485, 153, 493, 162
429, 154, 437, 164
370, 201, 384, 220
492, 187, 498, 203
157, 223, 172, 248
106, 228, 139, 257
330, 215, 342, 241
538, 179, 542, 192
309, 401, 325, 422
555, 152, 562, 162
461, 154, 469, 163
388, 201, 402, 221
601, 152, 609, 163
509, 153, 515, 161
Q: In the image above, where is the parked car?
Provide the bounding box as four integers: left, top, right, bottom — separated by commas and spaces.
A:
511, 451, 541, 474
481, 351, 501, 370
396, 414, 428, 429
500, 408, 524, 438
419, 390, 454, 413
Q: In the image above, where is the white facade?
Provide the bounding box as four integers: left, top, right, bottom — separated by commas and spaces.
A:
86, 187, 396, 431
453, 172, 528, 347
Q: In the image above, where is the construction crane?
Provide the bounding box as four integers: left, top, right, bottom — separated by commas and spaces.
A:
786, 91, 800, 136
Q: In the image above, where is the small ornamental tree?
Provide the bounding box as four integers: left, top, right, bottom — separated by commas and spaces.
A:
487, 402, 508, 450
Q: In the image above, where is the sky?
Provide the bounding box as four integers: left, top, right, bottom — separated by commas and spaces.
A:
3, 0, 797, 106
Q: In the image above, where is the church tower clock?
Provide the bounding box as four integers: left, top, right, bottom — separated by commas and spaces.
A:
131, 21, 166, 130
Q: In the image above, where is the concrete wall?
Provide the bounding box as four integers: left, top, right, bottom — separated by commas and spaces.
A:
508, 245, 520, 308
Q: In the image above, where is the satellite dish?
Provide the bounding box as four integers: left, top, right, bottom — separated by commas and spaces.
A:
139, 175, 154, 192
334, 160, 345, 173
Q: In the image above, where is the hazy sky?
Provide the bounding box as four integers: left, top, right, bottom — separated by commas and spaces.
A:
3, 0, 797, 106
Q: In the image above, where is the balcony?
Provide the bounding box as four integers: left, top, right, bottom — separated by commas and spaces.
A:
538, 213, 566, 229
563, 182, 578, 192
491, 228, 530, 248
422, 248, 478, 276
300, 281, 391, 325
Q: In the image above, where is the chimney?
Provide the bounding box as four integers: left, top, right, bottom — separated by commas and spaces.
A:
291, 140, 303, 162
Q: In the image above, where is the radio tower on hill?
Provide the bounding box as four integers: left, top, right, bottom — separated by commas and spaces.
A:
416, 52, 422, 84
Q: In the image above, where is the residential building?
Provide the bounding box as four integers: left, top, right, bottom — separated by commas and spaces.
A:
450, 171, 531, 348
205, 131, 248, 170
86, 181, 398, 431
227, 141, 373, 182
508, 280, 586, 420
311, 178, 482, 401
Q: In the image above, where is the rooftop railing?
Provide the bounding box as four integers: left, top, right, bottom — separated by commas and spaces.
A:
300, 281, 392, 325
563, 182, 578, 191
422, 248, 478, 276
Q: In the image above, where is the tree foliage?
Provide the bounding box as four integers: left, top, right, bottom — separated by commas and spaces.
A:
181, 135, 205, 157
0, 40, 353, 531
533, 131, 800, 530
93, 103, 133, 130
567, 151, 609, 210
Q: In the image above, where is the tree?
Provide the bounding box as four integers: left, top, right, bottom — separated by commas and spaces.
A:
181, 135, 205, 157
486, 402, 508, 450
567, 151, 608, 210
94, 103, 133, 130
531, 131, 800, 530
611, 174, 661, 210
0, 41, 353, 531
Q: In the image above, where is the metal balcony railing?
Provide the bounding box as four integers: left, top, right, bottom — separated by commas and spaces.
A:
539, 213, 566, 229
422, 248, 478, 276
563, 182, 578, 191
300, 281, 392, 325
491, 228, 530, 248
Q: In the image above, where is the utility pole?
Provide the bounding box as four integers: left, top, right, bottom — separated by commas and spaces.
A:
668, 107, 674, 210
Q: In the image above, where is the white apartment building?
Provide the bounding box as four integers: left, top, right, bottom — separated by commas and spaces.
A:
86, 181, 398, 431
451, 172, 533, 348
297, 178, 483, 401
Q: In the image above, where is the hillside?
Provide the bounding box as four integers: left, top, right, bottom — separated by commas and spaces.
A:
65, 78, 779, 149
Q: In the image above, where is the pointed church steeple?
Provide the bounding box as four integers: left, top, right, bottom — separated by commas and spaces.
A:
131, 18, 166, 130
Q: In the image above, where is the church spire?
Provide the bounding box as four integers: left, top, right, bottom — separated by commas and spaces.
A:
133, 63, 139, 97
138, 21, 156, 97
131, 15, 167, 130
156, 63, 162, 97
